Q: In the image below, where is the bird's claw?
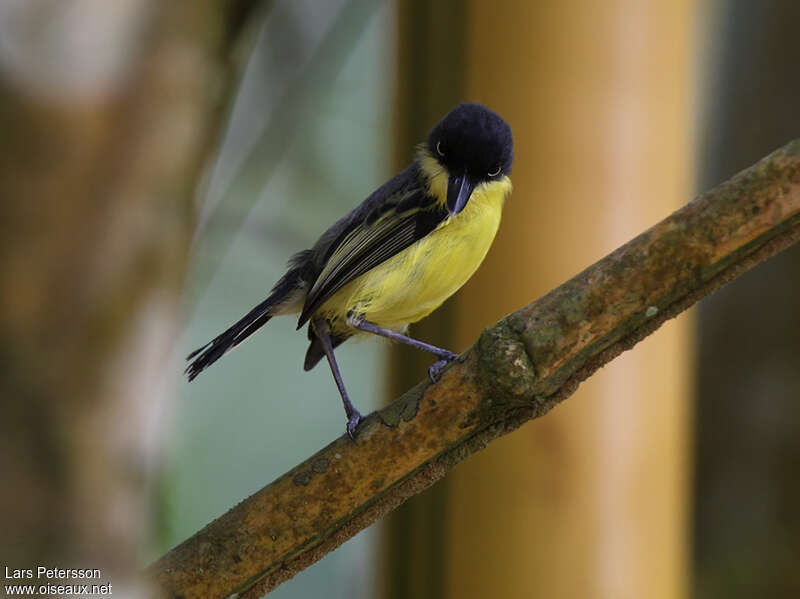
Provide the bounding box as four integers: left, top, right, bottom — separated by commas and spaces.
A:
346, 410, 363, 441
428, 351, 459, 383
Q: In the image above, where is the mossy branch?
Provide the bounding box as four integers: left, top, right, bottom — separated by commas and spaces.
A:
152, 140, 800, 598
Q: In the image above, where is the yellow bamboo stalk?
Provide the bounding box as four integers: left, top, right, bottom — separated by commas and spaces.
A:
445, 2, 693, 598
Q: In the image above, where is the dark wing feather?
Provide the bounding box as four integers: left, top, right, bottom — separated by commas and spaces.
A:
297, 180, 446, 328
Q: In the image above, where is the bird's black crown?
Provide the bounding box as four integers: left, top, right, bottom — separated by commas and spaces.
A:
427, 103, 513, 181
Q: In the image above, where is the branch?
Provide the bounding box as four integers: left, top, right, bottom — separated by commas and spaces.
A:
152, 140, 800, 598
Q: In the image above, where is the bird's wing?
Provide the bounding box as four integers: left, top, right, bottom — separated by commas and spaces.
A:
297, 183, 447, 327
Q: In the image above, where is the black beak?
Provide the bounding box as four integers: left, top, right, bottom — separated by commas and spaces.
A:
447, 172, 476, 216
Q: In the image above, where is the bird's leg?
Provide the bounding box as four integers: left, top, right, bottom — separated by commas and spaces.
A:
312, 318, 362, 440
346, 312, 459, 382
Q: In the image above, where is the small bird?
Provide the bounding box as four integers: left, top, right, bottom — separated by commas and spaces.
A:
186, 103, 513, 438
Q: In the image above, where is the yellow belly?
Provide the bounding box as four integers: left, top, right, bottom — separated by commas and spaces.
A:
319, 175, 511, 333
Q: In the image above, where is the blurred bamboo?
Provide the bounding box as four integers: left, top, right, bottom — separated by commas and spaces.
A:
695, 2, 800, 596
152, 139, 800, 599
383, 2, 468, 597
444, 2, 693, 598
0, 1, 257, 593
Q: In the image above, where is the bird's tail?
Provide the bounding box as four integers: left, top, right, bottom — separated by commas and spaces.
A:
185, 265, 306, 381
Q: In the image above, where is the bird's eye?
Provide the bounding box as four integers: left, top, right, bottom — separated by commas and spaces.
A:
436, 141, 445, 157
488, 166, 502, 177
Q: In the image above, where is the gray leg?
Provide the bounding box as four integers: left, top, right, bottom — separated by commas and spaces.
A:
313, 318, 362, 439
347, 313, 458, 382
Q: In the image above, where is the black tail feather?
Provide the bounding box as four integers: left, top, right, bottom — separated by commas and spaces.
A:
185, 268, 305, 381
304, 328, 348, 371
185, 304, 274, 381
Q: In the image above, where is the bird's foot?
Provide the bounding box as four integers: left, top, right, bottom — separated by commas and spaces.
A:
428, 351, 459, 383
346, 409, 363, 441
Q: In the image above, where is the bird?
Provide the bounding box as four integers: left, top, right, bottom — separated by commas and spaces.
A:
185, 102, 513, 439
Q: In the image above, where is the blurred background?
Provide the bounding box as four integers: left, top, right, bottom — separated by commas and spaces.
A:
1, 1, 798, 598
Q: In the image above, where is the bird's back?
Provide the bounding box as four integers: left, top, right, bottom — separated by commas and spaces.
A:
306, 163, 424, 273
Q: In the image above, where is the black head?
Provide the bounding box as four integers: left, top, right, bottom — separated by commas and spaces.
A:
427, 103, 513, 181
426, 103, 513, 215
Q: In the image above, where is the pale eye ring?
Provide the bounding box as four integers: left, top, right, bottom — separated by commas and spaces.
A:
488, 165, 502, 177
436, 141, 445, 156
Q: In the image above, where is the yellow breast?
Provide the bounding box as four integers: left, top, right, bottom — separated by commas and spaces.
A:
320, 160, 511, 333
